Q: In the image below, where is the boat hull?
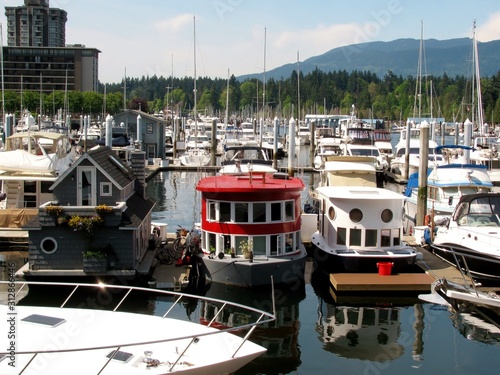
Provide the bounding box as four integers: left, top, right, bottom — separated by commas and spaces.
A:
430, 243, 500, 282
311, 245, 417, 274
198, 252, 307, 287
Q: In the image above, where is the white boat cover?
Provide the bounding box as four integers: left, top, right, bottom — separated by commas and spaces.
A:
0, 149, 57, 173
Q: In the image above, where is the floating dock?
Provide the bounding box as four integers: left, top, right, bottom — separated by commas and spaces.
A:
325, 235, 478, 302
329, 272, 434, 293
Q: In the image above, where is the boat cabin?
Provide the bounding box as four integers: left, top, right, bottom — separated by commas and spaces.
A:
23, 146, 156, 279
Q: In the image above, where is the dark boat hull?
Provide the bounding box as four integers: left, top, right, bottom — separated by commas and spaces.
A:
430, 243, 500, 283
198, 253, 307, 287
311, 246, 417, 274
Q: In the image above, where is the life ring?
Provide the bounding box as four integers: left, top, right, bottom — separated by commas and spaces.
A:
424, 214, 431, 226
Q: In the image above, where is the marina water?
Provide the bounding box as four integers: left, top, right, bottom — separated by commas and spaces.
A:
1, 140, 499, 374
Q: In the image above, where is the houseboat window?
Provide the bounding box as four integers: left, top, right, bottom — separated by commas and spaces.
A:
253, 236, 266, 256
381, 229, 391, 246
328, 206, 335, 220
392, 229, 401, 246
381, 209, 393, 223
208, 201, 216, 221
24, 181, 36, 193
270, 234, 280, 255
41, 181, 52, 193
349, 208, 363, 223
100, 182, 112, 196
235, 236, 250, 257
285, 233, 294, 253
350, 228, 362, 246
235, 203, 248, 222
40, 236, 58, 254
207, 232, 216, 253
271, 202, 282, 221
337, 228, 347, 245
220, 202, 231, 222
253, 202, 266, 222
223, 235, 231, 253
365, 229, 377, 247
285, 201, 294, 221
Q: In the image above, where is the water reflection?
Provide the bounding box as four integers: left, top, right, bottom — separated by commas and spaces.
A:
310, 267, 425, 363
316, 300, 404, 361
449, 310, 500, 345
193, 281, 305, 374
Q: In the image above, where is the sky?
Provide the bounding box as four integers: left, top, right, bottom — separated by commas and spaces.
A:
2, 0, 500, 84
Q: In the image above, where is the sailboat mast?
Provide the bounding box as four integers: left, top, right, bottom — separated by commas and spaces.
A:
225, 68, 229, 128
193, 16, 197, 139
263, 27, 266, 125
417, 21, 423, 122
297, 50, 301, 122
473, 21, 484, 133
39, 72, 42, 125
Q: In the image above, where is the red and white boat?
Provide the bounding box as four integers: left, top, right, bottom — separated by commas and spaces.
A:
195, 172, 307, 287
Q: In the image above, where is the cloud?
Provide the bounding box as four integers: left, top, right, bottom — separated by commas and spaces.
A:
274, 23, 370, 59
154, 14, 193, 33
477, 12, 500, 41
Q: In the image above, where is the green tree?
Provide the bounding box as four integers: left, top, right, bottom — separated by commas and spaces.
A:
106, 92, 124, 114
82, 92, 103, 115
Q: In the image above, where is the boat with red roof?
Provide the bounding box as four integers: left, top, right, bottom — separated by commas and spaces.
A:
195, 171, 307, 287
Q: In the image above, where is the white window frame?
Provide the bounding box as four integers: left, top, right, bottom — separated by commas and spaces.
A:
100, 182, 112, 196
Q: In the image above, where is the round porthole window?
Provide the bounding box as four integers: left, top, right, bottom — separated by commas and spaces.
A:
41, 237, 58, 254
381, 209, 393, 223
328, 206, 335, 220
349, 208, 363, 223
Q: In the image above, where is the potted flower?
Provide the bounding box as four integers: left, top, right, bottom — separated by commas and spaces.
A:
82, 245, 112, 273
95, 204, 113, 215
44, 204, 62, 217
56, 215, 68, 226
239, 240, 253, 260
68, 215, 104, 238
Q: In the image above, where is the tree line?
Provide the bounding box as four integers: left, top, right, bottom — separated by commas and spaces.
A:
4, 68, 500, 124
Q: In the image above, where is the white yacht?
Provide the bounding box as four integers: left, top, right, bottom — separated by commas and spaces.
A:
0, 281, 270, 374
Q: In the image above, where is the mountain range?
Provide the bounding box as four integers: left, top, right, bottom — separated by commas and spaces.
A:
237, 37, 500, 81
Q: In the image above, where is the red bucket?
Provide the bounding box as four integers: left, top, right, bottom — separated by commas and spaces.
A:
377, 262, 393, 276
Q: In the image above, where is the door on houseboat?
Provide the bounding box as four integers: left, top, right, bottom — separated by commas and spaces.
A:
77, 167, 96, 206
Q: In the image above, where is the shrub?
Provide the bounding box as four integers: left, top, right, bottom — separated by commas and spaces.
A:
44, 205, 62, 216
68, 215, 104, 238
95, 204, 113, 215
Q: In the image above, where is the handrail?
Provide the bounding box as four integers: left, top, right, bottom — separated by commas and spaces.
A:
0, 280, 276, 372
430, 244, 500, 290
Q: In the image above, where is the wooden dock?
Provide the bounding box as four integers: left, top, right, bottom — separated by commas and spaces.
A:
329, 272, 434, 292
325, 235, 476, 301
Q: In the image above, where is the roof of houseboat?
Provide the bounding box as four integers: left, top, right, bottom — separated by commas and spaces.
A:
316, 185, 405, 200
196, 172, 305, 193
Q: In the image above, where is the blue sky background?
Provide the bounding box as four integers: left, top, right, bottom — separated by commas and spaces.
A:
2, 0, 500, 84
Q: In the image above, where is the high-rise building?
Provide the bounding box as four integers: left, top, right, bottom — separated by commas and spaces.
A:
5, 0, 67, 48
1, 1, 100, 95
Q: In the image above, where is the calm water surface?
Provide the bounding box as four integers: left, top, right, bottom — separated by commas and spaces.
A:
142, 142, 499, 374
1, 140, 499, 374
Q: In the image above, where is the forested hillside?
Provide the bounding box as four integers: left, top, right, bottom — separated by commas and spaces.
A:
5, 68, 500, 124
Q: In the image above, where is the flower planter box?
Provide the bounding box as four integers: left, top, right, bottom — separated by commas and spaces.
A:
83, 257, 107, 273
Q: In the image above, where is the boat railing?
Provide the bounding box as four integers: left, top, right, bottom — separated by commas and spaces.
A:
1, 280, 276, 372
429, 244, 500, 294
